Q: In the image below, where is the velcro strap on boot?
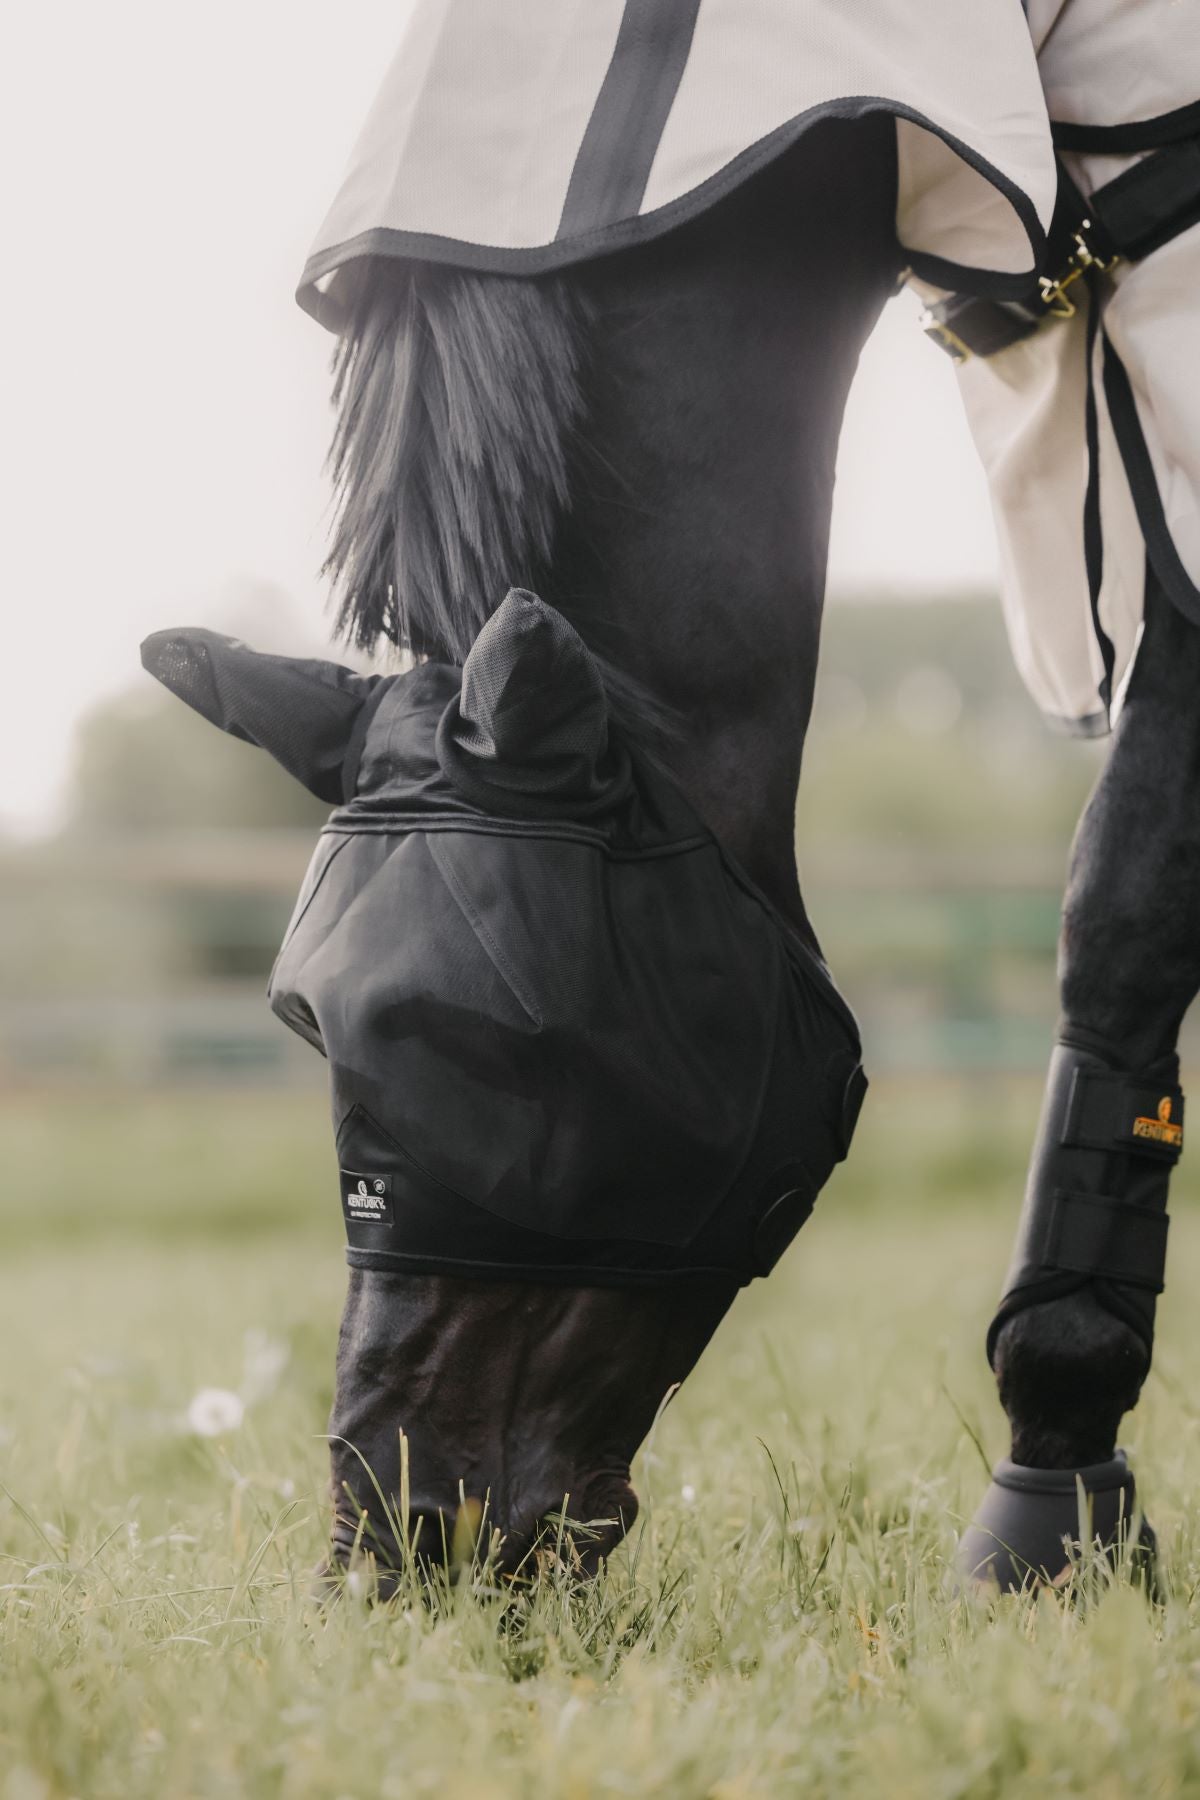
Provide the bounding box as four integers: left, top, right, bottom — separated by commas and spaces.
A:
1044, 1190, 1169, 1293
1063, 1069, 1184, 1163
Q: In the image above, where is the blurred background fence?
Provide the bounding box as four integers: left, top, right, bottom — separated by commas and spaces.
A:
4, 593, 1190, 1090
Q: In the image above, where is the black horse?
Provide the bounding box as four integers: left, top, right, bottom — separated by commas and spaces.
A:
310, 122, 899, 1578
163, 117, 1200, 1584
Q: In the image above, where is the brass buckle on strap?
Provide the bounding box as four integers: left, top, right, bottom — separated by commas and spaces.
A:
918, 215, 1122, 363
917, 311, 973, 364
1038, 223, 1121, 319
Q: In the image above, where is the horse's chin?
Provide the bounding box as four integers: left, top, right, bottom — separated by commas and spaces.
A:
324, 1268, 734, 1587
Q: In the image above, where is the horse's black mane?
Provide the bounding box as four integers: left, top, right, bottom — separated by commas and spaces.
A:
326, 259, 587, 667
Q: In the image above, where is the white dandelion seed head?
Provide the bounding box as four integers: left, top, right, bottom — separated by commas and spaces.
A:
186, 1387, 245, 1438
681, 1484, 696, 1505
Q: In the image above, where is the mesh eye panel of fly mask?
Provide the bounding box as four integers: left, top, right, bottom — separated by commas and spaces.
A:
142, 590, 867, 1286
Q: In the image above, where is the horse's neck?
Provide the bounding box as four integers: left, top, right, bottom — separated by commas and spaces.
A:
552, 118, 899, 925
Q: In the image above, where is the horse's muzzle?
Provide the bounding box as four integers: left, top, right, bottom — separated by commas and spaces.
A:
323, 1267, 734, 1586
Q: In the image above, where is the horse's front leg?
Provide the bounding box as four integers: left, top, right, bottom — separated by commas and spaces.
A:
960, 575, 1200, 1588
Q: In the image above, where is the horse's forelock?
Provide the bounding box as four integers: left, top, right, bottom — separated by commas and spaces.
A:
325, 260, 587, 666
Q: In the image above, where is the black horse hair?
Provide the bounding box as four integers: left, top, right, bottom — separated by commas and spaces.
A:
324, 258, 674, 746
326, 259, 586, 659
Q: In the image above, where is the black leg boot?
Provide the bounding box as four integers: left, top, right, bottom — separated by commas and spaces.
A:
958, 1038, 1181, 1589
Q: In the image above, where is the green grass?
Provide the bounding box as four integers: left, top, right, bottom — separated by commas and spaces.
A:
4, 1079, 1200, 1798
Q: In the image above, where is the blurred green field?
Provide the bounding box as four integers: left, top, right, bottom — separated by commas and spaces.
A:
5, 1079, 1200, 1797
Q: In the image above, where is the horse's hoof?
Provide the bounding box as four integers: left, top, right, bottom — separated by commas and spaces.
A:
956, 1450, 1156, 1593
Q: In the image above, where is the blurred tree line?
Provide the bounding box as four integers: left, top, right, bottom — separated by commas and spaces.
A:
66, 690, 329, 834
797, 594, 1102, 855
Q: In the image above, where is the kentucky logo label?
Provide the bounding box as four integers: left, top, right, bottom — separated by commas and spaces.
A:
340, 1170, 394, 1227
1132, 1096, 1183, 1151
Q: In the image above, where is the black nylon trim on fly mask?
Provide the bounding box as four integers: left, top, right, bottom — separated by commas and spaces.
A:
556, 0, 703, 239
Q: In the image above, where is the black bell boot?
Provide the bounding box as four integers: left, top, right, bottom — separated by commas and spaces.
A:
957, 1450, 1155, 1592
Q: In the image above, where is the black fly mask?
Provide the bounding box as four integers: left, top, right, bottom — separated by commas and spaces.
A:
143, 590, 866, 1287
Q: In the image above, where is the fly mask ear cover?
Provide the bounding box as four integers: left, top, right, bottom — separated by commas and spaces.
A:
144, 594, 866, 1285
139, 628, 390, 803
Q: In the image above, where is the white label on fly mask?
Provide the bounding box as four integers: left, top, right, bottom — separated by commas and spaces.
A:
340, 1170, 394, 1227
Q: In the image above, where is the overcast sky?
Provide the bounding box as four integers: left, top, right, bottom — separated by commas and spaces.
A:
1, 3, 999, 836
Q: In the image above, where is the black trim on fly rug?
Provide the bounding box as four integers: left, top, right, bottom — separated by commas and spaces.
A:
1102, 336, 1200, 628
1082, 276, 1116, 714
298, 98, 1047, 328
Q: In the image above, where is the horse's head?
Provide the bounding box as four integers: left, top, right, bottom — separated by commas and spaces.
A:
143, 593, 862, 1578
